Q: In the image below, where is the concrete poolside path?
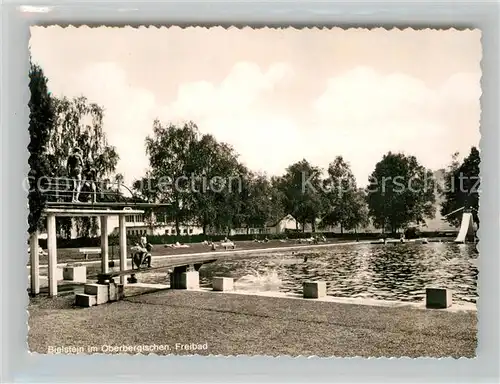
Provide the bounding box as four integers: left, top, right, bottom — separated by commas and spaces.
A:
28, 289, 477, 358
29, 240, 370, 269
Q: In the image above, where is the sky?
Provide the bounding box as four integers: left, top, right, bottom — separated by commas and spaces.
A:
29, 26, 482, 186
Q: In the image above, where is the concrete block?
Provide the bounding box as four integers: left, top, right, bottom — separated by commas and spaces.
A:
75, 294, 97, 307
426, 288, 453, 308
213, 277, 234, 291
170, 270, 191, 289
180, 271, 199, 290
303, 281, 327, 299
54, 267, 63, 281
117, 284, 125, 300
108, 282, 125, 301
84, 283, 102, 295
170, 272, 183, 289
63, 265, 87, 283
108, 283, 117, 301
95, 290, 109, 305
84, 283, 109, 304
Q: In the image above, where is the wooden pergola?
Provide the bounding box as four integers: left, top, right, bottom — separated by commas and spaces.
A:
29, 207, 144, 297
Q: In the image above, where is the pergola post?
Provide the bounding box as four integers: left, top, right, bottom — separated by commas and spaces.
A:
29, 230, 40, 295
100, 216, 109, 273
46, 214, 58, 297
39, 208, 141, 297
119, 214, 127, 285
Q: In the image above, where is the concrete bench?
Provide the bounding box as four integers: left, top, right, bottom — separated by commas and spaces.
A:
78, 248, 101, 260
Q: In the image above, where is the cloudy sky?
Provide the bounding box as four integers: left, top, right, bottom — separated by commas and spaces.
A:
30, 26, 481, 186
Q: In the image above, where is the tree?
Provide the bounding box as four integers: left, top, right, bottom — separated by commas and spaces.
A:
143, 121, 247, 237
145, 120, 200, 237
28, 61, 55, 234
183, 131, 247, 235
440, 147, 480, 226
242, 172, 285, 232
321, 156, 358, 234
277, 159, 324, 232
47, 96, 119, 237
132, 173, 168, 233
187, 133, 237, 234
49, 96, 119, 183
213, 162, 248, 236
114, 173, 124, 188
366, 152, 436, 234
344, 188, 370, 235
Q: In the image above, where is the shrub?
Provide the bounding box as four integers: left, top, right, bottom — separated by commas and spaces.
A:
404, 227, 421, 239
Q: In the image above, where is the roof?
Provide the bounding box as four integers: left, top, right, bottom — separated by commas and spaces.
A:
265, 214, 297, 227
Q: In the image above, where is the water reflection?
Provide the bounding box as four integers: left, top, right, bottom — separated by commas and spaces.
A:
199, 243, 478, 304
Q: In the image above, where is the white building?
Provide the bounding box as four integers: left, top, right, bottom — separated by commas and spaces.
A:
67, 212, 203, 238
109, 213, 203, 237
266, 214, 300, 234
230, 214, 301, 236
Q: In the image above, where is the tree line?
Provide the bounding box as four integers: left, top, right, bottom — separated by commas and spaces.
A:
28, 61, 480, 238
135, 120, 479, 237
28, 61, 121, 237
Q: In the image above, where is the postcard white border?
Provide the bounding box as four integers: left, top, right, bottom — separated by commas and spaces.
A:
1, 1, 499, 383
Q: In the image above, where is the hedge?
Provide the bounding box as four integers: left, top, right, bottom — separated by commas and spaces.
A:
36, 230, 458, 249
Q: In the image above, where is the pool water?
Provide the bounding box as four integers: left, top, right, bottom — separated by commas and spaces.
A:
199, 242, 478, 304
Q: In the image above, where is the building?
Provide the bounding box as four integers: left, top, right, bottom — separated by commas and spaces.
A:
67, 211, 203, 238
230, 214, 300, 236
108, 213, 203, 237
266, 214, 300, 234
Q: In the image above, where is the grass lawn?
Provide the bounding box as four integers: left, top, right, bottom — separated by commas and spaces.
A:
28, 289, 477, 358
28, 239, 353, 265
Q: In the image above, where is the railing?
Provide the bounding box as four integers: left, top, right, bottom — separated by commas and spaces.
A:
38, 176, 171, 210
39, 176, 138, 205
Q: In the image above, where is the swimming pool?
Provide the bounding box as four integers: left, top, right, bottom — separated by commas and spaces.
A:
199, 242, 478, 304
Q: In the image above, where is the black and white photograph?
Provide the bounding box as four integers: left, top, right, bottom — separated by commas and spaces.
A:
27, 26, 480, 358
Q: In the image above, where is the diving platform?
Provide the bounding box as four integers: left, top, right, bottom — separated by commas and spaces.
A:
29, 204, 147, 297
43, 207, 145, 216
45, 201, 171, 210
29, 176, 174, 297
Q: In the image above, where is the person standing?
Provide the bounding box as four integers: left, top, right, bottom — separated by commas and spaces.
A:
67, 147, 84, 202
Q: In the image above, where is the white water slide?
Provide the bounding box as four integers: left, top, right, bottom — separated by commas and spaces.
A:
454, 212, 475, 243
